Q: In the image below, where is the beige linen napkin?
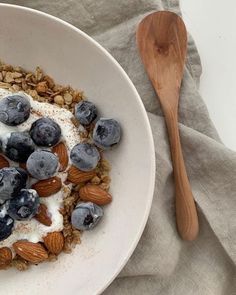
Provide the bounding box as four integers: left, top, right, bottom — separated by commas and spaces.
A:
2, 0, 236, 294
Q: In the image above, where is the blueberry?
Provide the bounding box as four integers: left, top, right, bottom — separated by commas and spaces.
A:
0, 167, 27, 202
0, 205, 14, 241
3, 132, 35, 162
7, 189, 39, 221
26, 150, 59, 180
75, 101, 97, 126
15, 168, 28, 185
0, 204, 7, 216
30, 118, 61, 147
0, 94, 30, 126
93, 118, 121, 149
71, 202, 103, 231
70, 143, 100, 171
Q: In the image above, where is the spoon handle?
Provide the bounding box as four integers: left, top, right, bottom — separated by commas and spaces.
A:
165, 110, 199, 241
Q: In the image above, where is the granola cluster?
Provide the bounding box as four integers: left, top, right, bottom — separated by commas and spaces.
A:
0, 61, 83, 113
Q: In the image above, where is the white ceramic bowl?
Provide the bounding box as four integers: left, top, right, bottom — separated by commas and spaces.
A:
0, 4, 155, 295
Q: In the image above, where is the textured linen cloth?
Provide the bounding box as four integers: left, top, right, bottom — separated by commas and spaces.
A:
2, 0, 236, 294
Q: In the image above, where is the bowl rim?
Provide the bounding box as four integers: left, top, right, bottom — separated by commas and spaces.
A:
0, 3, 156, 294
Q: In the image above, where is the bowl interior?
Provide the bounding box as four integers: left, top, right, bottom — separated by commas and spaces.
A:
0, 5, 155, 295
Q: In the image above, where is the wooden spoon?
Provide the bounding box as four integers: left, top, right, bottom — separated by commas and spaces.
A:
137, 11, 199, 241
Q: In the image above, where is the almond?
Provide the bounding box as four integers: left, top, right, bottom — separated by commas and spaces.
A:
0, 155, 9, 169
0, 247, 12, 268
32, 176, 62, 197
43, 232, 64, 255
67, 166, 96, 184
19, 162, 27, 170
35, 204, 52, 226
52, 142, 69, 171
13, 241, 48, 263
79, 184, 112, 205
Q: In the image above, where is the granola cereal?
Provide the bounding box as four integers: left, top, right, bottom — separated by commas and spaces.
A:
0, 61, 121, 270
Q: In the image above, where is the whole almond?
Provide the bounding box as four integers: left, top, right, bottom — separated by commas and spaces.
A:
13, 241, 48, 263
32, 176, 62, 197
0, 247, 12, 267
79, 184, 112, 205
67, 166, 96, 184
43, 232, 64, 255
35, 204, 52, 226
52, 142, 69, 171
0, 155, 9, 169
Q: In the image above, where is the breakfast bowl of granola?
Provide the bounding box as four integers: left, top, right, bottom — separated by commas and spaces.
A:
0, 4, 155, 295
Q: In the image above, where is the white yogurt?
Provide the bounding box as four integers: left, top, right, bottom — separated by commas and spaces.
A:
0, 89, 82, 150
0, 89, 82, 250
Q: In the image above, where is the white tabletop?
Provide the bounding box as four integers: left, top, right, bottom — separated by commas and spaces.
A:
181, 0, 236, 151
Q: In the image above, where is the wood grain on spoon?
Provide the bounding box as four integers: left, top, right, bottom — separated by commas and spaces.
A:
137, 11, 199, 240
